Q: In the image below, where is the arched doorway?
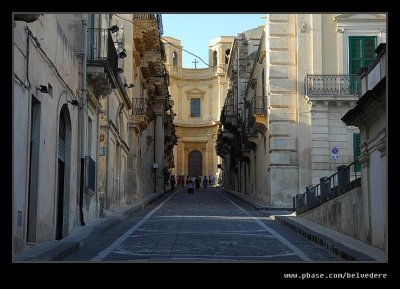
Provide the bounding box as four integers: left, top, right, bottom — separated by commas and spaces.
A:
188, 150, 202, 177
56, 106, 71, 240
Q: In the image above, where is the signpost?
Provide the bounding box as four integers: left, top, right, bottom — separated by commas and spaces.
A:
331, 146, 339, 170
331, 146, 339, 159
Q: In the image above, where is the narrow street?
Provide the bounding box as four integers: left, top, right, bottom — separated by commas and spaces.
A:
63, 188, 339, 262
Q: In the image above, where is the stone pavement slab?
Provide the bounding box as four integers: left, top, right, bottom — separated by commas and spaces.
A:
222, 188, 293, 211
60, 188, 340, 262
221, 187, 386, 262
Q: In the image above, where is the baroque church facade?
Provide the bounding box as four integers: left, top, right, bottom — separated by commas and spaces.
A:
163, 36, 233, 179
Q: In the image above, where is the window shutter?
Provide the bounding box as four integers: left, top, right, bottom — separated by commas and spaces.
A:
363, 38, 376, 67
349, 36, 377, 74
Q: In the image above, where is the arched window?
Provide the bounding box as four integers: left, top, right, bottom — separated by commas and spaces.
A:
172, 51, 178, 66
213, 51, 217, 66
225, 49, 230, 64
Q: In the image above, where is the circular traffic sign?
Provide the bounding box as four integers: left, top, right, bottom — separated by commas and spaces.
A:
331, 147, 339, 155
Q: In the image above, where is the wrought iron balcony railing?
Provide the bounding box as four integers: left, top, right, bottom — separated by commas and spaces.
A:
248, 96, 267, 115
131, 98, 154, 119
305, 74, 360, 97
243, 113, 257, 138
242, 96, 268, 138
87, 28, 119, 78
133, 14, 156, 20
223, 104, 236, 118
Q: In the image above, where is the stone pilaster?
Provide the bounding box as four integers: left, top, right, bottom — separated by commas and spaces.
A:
153, 100, 165, 193
310, 101, 330, 184
267, 14, 299, 206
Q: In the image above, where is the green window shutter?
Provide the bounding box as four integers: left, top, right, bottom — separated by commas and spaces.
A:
349, 36, 377, 74
362, 38, 376, 67
353, 133, 361, 172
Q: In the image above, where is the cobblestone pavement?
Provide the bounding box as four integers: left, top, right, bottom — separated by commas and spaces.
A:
63, 188, 340, 262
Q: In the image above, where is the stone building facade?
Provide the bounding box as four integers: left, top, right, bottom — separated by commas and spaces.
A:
13, 13, 175, 256
13, 14, 89, 253
126, 14, 175, 199
217, 14, 386, 207
342, 43, 386, 254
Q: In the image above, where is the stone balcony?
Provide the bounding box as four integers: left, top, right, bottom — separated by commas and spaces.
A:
242, 117, 258, 150
133, 14, 163, 55
253, 115, 268, 135
220, 103, 237, 130
87, 28, 119, 98
244, 96, 268, 136
130, 98, 154, 134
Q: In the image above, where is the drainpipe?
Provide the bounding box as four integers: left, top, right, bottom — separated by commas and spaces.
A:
80, 17, 88, 226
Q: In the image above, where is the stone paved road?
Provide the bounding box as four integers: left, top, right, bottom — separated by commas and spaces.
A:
63, 188, 340, 262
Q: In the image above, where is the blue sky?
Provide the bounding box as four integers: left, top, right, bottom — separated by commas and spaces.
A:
162, 14, 267, 68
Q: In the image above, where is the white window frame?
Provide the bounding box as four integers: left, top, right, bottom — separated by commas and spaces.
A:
335, 14, 386, 74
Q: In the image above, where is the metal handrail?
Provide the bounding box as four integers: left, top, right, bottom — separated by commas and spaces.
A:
295, 159, 361, 214
305, 74, 360, 97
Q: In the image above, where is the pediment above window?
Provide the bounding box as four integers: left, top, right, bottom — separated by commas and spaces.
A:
185, 87, 206, 100
334, 14, 386, 23
185, 87, 206, 95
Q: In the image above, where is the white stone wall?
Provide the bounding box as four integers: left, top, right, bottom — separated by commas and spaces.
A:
300, 186, 368, 243
310, 101, 360, 185
358, 99, 386, 251
13, 14, 82, 252
13, 82, 31, 252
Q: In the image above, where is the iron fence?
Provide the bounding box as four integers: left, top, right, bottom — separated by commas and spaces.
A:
295, 160, 361, 214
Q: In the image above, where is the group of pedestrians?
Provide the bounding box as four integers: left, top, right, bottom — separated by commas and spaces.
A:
169, 174, 215, 194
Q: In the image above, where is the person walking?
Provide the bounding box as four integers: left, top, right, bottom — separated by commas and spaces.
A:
170, 174, 176, 192
179, 175, 184, 192
186, 176, 190, 189
187, 178, 194, 194
202, 176, 208, 190
194, 176, 200, 191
